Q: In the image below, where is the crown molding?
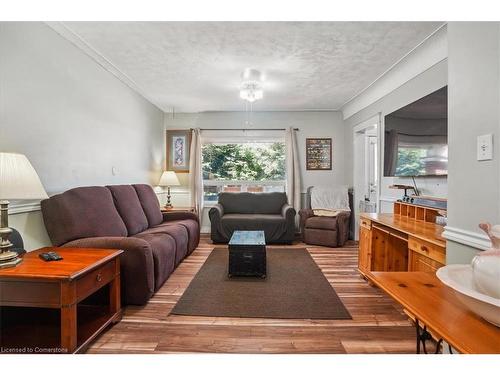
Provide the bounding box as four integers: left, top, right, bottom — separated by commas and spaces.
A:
443, 226, 491, 251
44, 22, 165, 112
341, 23, 447, 120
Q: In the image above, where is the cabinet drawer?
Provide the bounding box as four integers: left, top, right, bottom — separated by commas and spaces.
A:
409, 250, 444, 272
360, 217, 371, 230
408, 237, 445, 264
76, 260, 116, 302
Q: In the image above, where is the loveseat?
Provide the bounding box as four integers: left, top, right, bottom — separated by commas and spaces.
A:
208, 192, 295, 244
41, 184, 200, 305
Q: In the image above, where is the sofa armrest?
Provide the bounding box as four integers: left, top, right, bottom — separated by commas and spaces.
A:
208, 204, 225, 242
281, 204, 296, 220
281, 204, 296, 243
209, 203, 224, 218
298, 209, 315, 235
162, 211, 199, 224
336, 211, 351, 246
62, 237, 154, 305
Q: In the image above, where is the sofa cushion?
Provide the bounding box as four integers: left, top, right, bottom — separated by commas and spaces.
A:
133, 232, 176, 291
140, 224, 189, 266
218, 192, 287, 214
107, 185, 149, 235
133, 184, 163, 227
219, 214, 287, 242
158, 219, 199, 254
305, 216, 338, 231
41, 186, 128, 246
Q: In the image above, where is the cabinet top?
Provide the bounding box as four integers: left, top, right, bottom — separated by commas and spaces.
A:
360, 212, 446, 248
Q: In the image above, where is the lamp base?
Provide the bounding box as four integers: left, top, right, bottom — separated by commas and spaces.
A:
0, 251, 22, 268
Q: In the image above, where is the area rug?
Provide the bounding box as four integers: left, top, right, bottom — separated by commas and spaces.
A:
170, 248, 352, 319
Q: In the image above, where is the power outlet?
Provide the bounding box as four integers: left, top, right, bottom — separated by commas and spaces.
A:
477, 134, 493, 161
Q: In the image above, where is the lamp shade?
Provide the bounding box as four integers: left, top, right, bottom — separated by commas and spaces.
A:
158, 171, 180, 187
0, 153, 48, 200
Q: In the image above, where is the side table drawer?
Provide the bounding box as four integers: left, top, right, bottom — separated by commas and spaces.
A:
76, 259, 117, 302
0, 280, 60, 307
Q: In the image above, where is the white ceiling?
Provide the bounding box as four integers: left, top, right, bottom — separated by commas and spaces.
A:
62, 22, 443, 113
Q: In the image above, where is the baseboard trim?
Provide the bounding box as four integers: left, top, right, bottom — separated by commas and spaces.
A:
442, 226, 490, 251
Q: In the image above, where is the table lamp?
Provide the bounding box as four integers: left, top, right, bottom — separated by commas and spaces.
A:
0, 153, 48, 268
158, 171, 180, 209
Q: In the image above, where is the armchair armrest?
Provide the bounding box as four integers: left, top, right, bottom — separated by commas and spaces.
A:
62, 237, 154, 305
162, 211, 199, 224
298, 209, 315, 235
335, 210, 351, 246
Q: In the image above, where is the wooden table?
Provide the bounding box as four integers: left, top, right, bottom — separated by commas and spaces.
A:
0, 248, 123, 354
370, 272, 500, 354
161, 206, 196, 213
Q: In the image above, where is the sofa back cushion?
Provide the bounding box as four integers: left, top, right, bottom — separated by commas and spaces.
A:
218, 192, 287, 214
107, 185, 149, 235
41, 186, 128, 246
133, 184, 163, 227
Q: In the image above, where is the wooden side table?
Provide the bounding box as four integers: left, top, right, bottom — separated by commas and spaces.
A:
0, 247, 123, 354
161, 206, 196, 213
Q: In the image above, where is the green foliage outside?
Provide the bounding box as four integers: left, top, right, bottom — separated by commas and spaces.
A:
395, 148, 425, 176
202, 143, 286, 181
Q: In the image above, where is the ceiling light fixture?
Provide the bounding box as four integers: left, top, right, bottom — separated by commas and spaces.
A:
239, 68, 264, 103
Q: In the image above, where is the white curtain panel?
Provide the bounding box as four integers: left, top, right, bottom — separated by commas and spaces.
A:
189, 128, 203, 219
285, 127, 301, 219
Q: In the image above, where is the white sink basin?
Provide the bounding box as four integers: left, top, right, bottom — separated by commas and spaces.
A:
436, 265, 500, 327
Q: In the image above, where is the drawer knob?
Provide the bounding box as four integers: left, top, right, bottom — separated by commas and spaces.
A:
421, 246, 428, 252
96, 273, 102, 282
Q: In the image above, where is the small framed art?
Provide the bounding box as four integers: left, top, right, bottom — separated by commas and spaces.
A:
166, 129, 192, 173
306, 138, 332, 170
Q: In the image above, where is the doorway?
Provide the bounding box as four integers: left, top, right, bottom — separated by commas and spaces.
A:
353, 115, 380, 240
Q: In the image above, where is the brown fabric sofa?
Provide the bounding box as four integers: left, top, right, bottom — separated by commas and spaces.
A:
209, 192, 296, 244
299, 188, 353, 247
41, 184, 200, 305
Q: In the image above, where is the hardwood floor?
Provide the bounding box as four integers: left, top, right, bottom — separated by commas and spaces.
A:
85, 235, 416, 354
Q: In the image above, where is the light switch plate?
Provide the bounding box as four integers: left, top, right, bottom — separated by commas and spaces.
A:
477, 134, 493, 161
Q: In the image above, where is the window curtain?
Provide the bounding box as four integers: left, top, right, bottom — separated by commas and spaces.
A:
189, 128, 203, 219
285, 127, 301, 223
384, 129, 399, 176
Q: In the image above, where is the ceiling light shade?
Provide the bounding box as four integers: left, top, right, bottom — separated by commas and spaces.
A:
239, 68, 264, 103
0, 152, 48, 200
158, 171, 180, 187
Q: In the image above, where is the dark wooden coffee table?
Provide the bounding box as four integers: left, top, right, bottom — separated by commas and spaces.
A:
0, 247, 122, 354
228, 230, 266, 278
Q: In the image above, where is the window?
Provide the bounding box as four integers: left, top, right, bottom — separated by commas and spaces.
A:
202, 142, 286, 203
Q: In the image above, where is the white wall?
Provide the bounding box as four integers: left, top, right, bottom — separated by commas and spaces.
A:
0, 22, 164, 250
444, 22, 500, 263
164, 111, 346, 231
343, 59, 449, 212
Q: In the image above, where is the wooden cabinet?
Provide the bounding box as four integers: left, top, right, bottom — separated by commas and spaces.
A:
358, 221, 372, 274
358, 211, 446, 276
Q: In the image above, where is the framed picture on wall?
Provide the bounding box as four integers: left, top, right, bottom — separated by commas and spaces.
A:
166, 129, 192, 173
306, 138, 332, 170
